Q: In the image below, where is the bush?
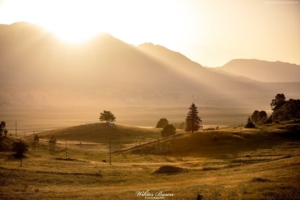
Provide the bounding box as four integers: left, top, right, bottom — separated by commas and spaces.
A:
171, 122, 186, 129
212, 135, 219, 141
153, 165, 185, 174
49, 135, 57, 144
204, 128, 215, 131
34, 134, 39, 141
245, 122, 255, 128
12, 140, 29, 157
161, 124, 176, 137
245, 117, 255, 128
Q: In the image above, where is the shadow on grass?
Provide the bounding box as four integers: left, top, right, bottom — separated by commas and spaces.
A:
128, 127, 300, 159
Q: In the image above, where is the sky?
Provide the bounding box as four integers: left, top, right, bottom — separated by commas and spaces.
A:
0, 0, 299, 67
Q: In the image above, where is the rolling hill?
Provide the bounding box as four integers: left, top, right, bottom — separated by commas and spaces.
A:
33, 122, 162, 144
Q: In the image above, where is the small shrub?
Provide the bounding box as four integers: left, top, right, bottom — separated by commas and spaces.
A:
245, 117, 255, 128
212, 135, 219, 141
153, 165, 185, 174
49, 135, 57, 143
245, 122, 255, 128
251, 177, 270, 182
12, 140, 29, 157
33, 134, 39, 141
204, 128, 215, 131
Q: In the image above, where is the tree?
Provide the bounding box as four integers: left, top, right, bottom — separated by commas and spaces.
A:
185, 103, 202, 133
12, 140, 29, 157
259, 111, 268, 124
156, 118, 169, 128
0, 121, 8, 137
270, 93, 286, 111
171, 122, 186, 129
250, 110, 268, 124
99, 110, 116, 123
250, 110, 260, 124
161, 124, 176, 137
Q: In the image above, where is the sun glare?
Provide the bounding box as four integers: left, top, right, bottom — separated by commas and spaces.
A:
45, 22, 103, 44
0, 0, 182, 45
34, 1, 105, 43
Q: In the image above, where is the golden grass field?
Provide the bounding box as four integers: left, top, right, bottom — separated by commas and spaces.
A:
0, 121, 299, 200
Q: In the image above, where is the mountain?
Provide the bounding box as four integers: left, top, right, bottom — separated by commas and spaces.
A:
205, 67, 258, 83
216, 59, 300, 82
0, 22, 299, 109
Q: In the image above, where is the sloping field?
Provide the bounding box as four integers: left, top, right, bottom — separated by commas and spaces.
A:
0, 122, 299, 199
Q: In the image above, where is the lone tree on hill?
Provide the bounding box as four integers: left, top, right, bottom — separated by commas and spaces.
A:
161, 124, 176, 137
270, 93, 286, 111
185, 103, 202, 133
156, 118, 169, 128
99, 110, 116, 123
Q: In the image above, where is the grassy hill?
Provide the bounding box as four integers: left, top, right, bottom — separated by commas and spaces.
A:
1, 121, 299, 199
127, 121, 300, 158
32, 122, 162, 145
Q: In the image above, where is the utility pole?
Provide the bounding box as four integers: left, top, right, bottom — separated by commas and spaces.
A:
15, 122, 17, 137
109, 139, 112, 165
20, 138, 22, 167
66, 141, 68, 158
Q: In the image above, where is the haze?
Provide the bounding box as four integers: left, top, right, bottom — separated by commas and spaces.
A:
0, 0, 299, 67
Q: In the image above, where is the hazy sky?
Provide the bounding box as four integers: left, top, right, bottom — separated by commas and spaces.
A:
0, 0, 299, 67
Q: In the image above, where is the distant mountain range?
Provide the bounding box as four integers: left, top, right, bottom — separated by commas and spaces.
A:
215, 59, 300, 82
0, 22, 299, 108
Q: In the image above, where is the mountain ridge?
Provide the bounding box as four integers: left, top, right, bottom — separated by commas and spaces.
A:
0, 22, 299, 108
216, 59, 300, 82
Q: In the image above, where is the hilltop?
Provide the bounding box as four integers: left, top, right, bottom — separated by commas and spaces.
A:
127, 121, 300, 157
28, 123, 162, 144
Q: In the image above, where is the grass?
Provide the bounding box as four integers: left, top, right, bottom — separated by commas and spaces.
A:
0, 121, 299, 199
33, 123, 162, 145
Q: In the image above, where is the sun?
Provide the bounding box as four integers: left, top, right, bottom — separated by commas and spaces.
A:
44, 21, 103, 44
36, 1, 105, 43
0, 0, 183, 45
0, 0, 106, 43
